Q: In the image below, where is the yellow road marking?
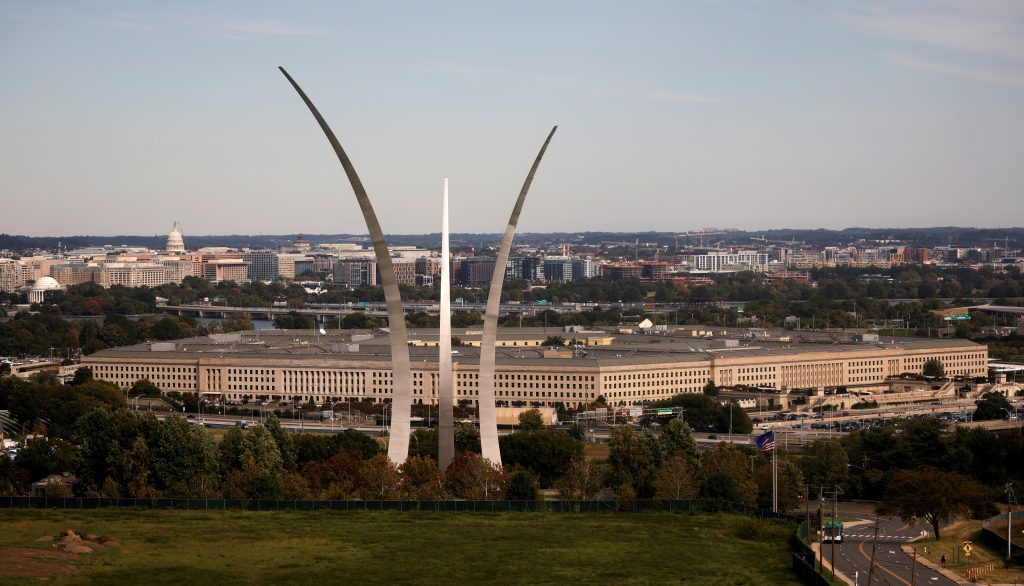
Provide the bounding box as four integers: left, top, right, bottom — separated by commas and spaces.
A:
858, 536, 912, 586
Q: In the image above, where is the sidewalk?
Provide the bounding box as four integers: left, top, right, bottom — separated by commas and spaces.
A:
900, 543, 971, 585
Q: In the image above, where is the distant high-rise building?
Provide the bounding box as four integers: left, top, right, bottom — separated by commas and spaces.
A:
461, 257, 496, 287
0, 259, 25, 293
333, 258, 378, 287
543, 257, 574, 282
241, 250, 279, 282
505, 257, 543, 281
294, 258, 315, 277
601, 264, 643, 281
389, 258, 417, 286
166, 222, 186, 254
571, 258, 596, 280
202, 259, 248, 284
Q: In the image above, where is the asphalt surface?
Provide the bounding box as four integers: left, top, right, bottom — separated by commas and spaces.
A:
820, 514, 953, 585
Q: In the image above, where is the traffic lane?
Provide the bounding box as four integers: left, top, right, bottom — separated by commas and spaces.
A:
829, 516, 953, 586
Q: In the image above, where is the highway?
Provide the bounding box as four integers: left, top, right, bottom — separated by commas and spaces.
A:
822, 513, 953, 585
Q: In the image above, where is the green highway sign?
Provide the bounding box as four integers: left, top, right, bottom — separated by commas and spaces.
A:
657, 408, 674, 415
943, 314, 970, 321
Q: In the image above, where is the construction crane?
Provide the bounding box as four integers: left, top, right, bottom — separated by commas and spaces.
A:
674, 229, 727, 251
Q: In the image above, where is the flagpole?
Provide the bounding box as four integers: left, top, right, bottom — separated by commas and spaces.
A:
772, 444, 778, 513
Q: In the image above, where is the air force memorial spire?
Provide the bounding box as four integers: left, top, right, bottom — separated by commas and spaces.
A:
280, 66, 556, 465
279, 67, 415, 465
478, 127, 558, 466
438, 178, 455, 470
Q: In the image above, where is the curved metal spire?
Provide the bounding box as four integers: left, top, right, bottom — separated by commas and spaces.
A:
478, 126, 558, 466
279, 66, 414, 465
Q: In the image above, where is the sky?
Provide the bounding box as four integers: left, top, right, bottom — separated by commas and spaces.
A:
1, 0, 1023, 237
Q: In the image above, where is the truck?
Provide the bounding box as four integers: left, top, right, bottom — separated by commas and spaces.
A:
822, 520, 844, 543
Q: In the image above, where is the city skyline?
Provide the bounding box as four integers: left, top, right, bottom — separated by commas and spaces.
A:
3, 1, 1024, 236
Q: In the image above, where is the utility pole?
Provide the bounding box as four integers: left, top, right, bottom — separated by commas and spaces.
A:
867, 516, 880, 585
910, 547, 917, 585
818, 487, 825, 573
1006, 483, 1017, 563
828, 485, 843, 581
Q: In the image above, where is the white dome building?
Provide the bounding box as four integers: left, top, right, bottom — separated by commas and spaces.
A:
29, 276, 63, 304
166, 222, 186, 254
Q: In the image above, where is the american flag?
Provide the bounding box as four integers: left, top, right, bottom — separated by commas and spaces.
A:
755, 430, 776, 452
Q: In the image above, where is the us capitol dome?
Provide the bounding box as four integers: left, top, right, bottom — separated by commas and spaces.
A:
166, 222, 186, 254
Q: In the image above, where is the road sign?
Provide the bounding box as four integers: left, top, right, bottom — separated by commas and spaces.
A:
944, 313, 970, 321
656, 408, 673, 415
963, 541, 973, 557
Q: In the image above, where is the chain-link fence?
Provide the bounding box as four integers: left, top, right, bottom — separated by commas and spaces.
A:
0, 496, 791, 516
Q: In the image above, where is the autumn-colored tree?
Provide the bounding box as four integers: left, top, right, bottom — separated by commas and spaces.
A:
360, 453, 403, 500
400, 455, 448, 500
320, 449, 364, 499
556, 457, 606, 500
445, 452, 508, 500
653, 453, 699, 500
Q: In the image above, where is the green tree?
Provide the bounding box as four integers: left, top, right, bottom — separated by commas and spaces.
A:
273, 311, 313, 330
608, 426, 663, 497
517, 408, 543, 430
800, 439, 849, 490
499, 429, 582, 488
922, 358, 945, 378
878, 466, 993, 539
974, 392, 1013, 421
69, 366, 93, 386
505, 469, 539, 501
130, 378, 161, 397
658, 419, 701, 469
263, 413, 297, 471
703, 380, 718, 396
153, 415, 220, 496
700, 443, 757, 506
541, 335, 567, 347
14, 437, 74, 483
753, 456, 805, 512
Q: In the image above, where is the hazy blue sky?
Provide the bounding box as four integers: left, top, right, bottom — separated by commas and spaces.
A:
2, 1, 1023, 237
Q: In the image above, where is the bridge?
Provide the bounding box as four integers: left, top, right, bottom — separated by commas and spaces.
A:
159, 301, 600, 322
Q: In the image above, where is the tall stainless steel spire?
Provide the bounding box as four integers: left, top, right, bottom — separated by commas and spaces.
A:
438, 178, 455, 470
278, 67, 415, 465
478, 126, 558, 466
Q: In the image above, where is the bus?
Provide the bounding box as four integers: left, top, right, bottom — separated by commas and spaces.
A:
822, 520, 844, 543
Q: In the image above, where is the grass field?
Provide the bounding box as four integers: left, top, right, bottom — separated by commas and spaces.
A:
916, 519, 1024, 584
0, 509, 799, 585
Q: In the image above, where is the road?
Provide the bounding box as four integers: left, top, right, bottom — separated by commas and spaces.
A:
822, 514, 953, 585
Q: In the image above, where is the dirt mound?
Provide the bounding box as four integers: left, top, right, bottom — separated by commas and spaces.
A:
51, 529, 114, 554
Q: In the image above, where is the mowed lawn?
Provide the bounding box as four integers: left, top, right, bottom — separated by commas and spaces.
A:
0, 509, 799, 585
